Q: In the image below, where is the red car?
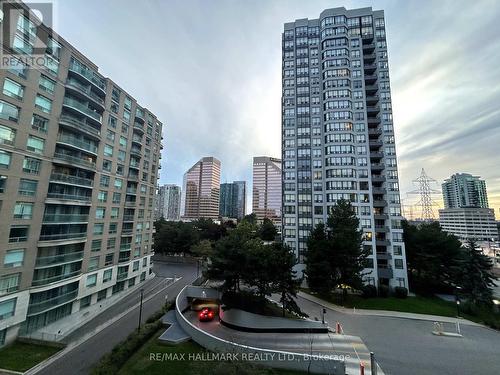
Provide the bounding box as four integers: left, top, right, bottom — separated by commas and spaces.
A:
198, 308, 215, 322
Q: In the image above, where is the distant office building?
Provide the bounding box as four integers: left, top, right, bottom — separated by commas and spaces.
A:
439, 208, 498, 241
442, 173, 488, 209
156, 184, 181, 221
252, 157, 281, 225
181, 157, 221, 220
219, 181, 246, 220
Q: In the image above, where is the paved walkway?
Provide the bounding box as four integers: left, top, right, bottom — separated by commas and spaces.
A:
297, 292, 482, 326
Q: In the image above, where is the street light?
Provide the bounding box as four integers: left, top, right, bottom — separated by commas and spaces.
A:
455, 286, 462, 318
138, 288, 144, 331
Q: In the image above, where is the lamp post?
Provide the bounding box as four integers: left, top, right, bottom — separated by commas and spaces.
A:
138, 288, 144, 331
455, 286, 462, 318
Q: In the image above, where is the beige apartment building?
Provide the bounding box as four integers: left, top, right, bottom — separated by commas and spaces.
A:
180, 157, 221, 220
0, 2, 162, 346
252, 156, 282, 226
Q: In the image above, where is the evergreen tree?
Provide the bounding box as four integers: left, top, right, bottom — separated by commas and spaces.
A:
305, 223, 335, 295
457, 239, 497, 305
258, 217, 278, 241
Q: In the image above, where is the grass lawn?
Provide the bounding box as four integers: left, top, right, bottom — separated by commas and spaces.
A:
119, 328, 307, 375
0, 341, 62, 372
303, 290, 500, 329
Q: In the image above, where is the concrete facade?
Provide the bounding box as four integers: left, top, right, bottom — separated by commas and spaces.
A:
0, 2, 161, 346
439, 207, 498, 241
252, 156, 282, 226
281, 7, 408, 288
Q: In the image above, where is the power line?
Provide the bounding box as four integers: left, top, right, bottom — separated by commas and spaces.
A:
407, 168, 441, 221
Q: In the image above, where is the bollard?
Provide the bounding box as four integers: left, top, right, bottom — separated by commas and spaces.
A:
370, 352, 377, 375
360, 361, 365, 375
336, 322, 342, 334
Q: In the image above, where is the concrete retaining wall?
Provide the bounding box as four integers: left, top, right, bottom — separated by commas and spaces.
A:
175, 286, 346, 375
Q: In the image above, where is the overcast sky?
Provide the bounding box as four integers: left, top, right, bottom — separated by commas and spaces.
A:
51, 0, 500, 217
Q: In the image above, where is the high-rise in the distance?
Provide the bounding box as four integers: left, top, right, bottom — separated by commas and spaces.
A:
252, 156, 282, 226
180, 157, 221, 220
442, 173, 489, 209
155, 184, 181, 221
0, 3, 162, 346
281, 7, 408, 288
219, 181, 246, 220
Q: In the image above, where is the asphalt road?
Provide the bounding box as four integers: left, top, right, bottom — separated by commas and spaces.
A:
37, 262, 197, 375
294, 294, 500, 375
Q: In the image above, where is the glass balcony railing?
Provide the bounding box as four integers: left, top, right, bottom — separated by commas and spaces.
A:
120, 244, 132, 251
63, 97, 102, 123
27, 289, 79, 315
35, 251, 84, 267
59, 114, 101, 138
46, 192, 92, 202
42, 214, 89, 223
50, 173, 94, 187
57, 134, 98, 154
53, 152, 96, 170
39, 232, 88, 241
123, 215, 135, 221
66, 79, 105, 105
68, 60, 106, 91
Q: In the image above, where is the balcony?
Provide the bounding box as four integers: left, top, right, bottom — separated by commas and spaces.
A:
130, 147, 141, 157
370, 151, 384, 159
368, 128, 382, 136
370, 163, 385, 171
372, 200, 387, 208
65, 79, 105, 109
123, 214, 135, 222
377, 264, 393, 279
38, 232, 88, 242
374, 213, 389, 220
42, 214, 89, 223
46, 192, 92, 203
63, 97, 102, 124
53, 152, 96, 171
369, 139, 383, 148
376, 252, 392, 260
27, 289, 79, 316
363, 52, 376, 61
57, 134, 98, 155
132, 136, 142, 145
364, 74, 378, 84
117, 271, 129, 280
367, 117, 381, 126
127, 174, 139, 182
133, 121, 145, 133
35, 251, 84, 268
374, 225, 390, 232
376, 239, 391, 246
50, 173, 94, 187
126, 188, 137, 195
125, 200, 136, 207
68, 59, 106, 93
367, 106, 380, 115
135, 111, 145, 124
371, 175, 386, 183
59, 114, 101, 140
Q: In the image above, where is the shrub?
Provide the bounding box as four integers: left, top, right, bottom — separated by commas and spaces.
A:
378, 284, 389, 298
394, 286, 408, 299
361, 285, 377, 298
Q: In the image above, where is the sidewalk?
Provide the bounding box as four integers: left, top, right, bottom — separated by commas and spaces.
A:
298, 292, 482, 326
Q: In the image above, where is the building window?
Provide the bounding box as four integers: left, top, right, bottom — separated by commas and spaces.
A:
80, 295, 91, 309
104, 144, 113, 157
8, 225, 28, 242
13, 202, 33, 219
86, 274, 97, 287
0, 100, 19, 122
105, 253, 114, 266
4, 249, 25, 268
3, 78, 24, 100
114, 178, 122, 190
91, 239, 102, 252
107, 238, 116, 250
110, 207, 119, 219
97, 190, 107, 203
132, 261, 139, 272
8, 59, 28, 78
97, 289, 107, 301
103, 269, 112, 283
88, 256, 99, 271
22, 157, 41, 174
0, 151, 12, 169
18, 179, 37, 196
26, 135, 45, 154
112, 192, 121, 204
100, 175, 110, 187
0, 124, 16, 145
35, 94, 52, 113
0, 273, 20, 295
93, 223, 104, 235
0, 175, 6, 193
109, 222, 117, 234
38, 75, 56, 95
0, 298, 16, 320
31, 114, 49, 133
108, 115, 117, 128
394, 259, 404, 269
95, 207, 105, 219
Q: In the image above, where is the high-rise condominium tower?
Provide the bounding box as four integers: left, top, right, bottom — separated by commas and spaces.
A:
180, 157, 221, 220
442, 173, 489, 209
0, 3, 162, 346
219, 181, 246, 220
282, 7, 408, 288
155, 184, 181, 221
252, 156, 282, 226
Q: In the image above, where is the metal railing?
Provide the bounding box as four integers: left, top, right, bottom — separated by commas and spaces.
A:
53, 152, 96, 170
42, 213, 89, 223
38, 232, 88, 241
57, 134, 98, 154
35, 251, 84, 267
50, 172, 94, 187
59, 114, 101, 137
63, 97, 102, 122
46, 192, 92, 202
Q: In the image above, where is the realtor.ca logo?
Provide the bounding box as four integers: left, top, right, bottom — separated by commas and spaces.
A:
0, 1, 59, 71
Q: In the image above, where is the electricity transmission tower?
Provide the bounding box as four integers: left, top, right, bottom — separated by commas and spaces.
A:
408, 168, 441, 221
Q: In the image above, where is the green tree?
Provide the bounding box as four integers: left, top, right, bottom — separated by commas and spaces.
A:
403, 220, 463, 294
305, 199, 369, 296
457, 239, 497, 305
153, 220, 199, 255
258, 217, 278, 241
192, 218, 227, 242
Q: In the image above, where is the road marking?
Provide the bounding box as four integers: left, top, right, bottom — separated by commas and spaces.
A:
25, 276, 184, 375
